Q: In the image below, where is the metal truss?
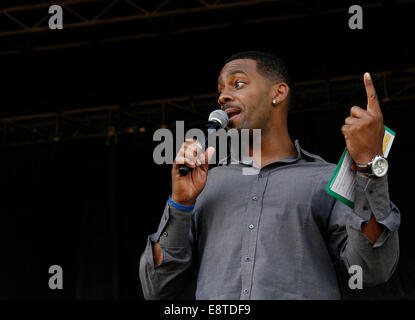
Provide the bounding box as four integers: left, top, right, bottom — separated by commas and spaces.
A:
0, 0, 263, 36
0, 0, 283, 54
1, 68, 414, 148
2, 0, 415, 55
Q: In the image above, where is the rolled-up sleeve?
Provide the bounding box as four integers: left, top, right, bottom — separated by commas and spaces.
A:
326, 174, 400, 287
139, 201, 197, 300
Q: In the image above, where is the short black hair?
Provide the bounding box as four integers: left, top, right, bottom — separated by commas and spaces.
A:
224, 51, 293, 92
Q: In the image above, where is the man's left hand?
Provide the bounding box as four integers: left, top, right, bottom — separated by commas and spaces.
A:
341, 72, 385, 164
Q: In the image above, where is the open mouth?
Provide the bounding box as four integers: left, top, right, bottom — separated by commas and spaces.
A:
224, 107, 242, 121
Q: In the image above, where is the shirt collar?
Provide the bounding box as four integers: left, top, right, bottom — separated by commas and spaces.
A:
218, 139, 321, 167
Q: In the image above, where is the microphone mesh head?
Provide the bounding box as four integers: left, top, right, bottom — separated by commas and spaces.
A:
208, 109, 229, 128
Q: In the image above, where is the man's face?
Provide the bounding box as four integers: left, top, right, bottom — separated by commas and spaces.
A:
217, 59, 272, 130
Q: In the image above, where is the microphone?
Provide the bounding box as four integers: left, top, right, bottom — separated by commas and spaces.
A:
178, 109, 229, 176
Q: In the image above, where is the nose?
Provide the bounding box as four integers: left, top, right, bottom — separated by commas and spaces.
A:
218, 89, 234, 108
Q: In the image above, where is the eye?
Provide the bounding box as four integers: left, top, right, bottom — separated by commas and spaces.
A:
235, 80, 245, 88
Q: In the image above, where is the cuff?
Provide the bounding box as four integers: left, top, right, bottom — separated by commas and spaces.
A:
154, 201, 194, 248
354, 174, 390, 221
354, 174, 400, 232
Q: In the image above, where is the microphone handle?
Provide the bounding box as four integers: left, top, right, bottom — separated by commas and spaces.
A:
178, 164, 192, 176
178, 122, 219, 176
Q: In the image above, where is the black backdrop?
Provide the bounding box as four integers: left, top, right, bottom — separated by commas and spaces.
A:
0, 0, 414, 299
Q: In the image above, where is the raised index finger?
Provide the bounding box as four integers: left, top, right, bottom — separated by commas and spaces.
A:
363, 72, 381, 115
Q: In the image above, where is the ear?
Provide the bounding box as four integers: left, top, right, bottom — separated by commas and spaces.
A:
271, 82, 289, 106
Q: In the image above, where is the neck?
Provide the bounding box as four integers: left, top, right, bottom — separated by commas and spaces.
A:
249, 122, 297, 168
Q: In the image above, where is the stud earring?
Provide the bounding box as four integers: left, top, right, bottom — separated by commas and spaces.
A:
272, 99, 277, 105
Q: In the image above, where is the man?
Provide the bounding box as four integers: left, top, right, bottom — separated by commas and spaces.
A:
139, 51, 400, 299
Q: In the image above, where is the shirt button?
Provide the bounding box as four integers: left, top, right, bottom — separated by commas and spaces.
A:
248, 224, 254, 229
243, 289, 249, 294
245, 257, 250, 262
252, 196, 258, 201
162, 231, 168, 237
363, 206, 369, 211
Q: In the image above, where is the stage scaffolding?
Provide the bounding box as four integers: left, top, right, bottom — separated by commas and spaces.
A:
1, 68, 414, 147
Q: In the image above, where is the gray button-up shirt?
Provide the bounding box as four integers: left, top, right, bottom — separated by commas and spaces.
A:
139, 140, 400, 299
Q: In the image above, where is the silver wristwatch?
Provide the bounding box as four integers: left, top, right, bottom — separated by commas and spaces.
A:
354, 155, 388, 178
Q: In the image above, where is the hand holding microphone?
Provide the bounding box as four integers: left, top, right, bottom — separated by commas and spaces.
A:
171, 110, 228, 206
178, 109, 228, 176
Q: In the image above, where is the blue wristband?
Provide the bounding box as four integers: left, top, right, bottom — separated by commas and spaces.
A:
168, 196, 195, 211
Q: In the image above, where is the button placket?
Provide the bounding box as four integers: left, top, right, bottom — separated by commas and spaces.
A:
239, 171, 268, 299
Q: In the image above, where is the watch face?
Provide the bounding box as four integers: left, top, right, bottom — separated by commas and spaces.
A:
372, 157, 388, 177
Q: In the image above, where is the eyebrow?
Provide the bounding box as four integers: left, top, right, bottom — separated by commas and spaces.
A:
217, 70, 248, 85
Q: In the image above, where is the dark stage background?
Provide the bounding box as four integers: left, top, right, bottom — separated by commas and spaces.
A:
0, 0, 414, 299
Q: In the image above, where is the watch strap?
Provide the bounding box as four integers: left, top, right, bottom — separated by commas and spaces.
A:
350, 162, 371, 173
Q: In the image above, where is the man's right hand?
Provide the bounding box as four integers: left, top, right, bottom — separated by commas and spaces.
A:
171, 138, 215, 206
